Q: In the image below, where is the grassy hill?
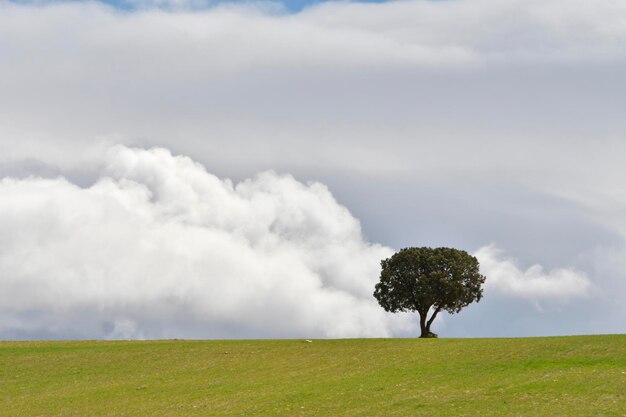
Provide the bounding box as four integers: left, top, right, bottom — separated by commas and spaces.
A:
1, 335, 624, 416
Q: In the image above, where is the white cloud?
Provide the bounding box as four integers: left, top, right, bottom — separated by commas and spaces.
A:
305, 0, 626, 61
0, 146, 417, 339
1, 0, 626, 174
475, 244, 591, 302
4, 0, 626, 82
1, 0, 625, 337
2, 0, 626, 180
0, 146, 600, 339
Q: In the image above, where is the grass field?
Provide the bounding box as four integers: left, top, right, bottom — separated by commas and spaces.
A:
1, 335, 624, 416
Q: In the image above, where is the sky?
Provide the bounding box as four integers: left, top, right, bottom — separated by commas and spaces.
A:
1, 0, 625, 340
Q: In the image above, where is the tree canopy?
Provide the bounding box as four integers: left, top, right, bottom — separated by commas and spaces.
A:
373, 247, 486, 338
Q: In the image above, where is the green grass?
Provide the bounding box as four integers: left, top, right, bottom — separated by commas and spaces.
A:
1, 335, 624, 416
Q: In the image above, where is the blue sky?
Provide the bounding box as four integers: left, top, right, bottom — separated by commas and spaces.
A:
1, 0, 626, 340
91, 0, 388, 12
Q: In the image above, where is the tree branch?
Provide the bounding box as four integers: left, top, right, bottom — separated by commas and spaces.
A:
426, 305, 442, 329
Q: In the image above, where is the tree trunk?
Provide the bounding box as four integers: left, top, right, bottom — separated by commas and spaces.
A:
419, 311, 428, 338
419, 306, 441, 338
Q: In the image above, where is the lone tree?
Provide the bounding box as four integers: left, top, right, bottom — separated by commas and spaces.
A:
373, 247, 486, 338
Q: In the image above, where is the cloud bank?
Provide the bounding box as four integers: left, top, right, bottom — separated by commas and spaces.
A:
3, 0, 626, 191
3, 0, 626, 180
0, 146, 591, 339
1, 0, 623, 337
0, 146, 410, 339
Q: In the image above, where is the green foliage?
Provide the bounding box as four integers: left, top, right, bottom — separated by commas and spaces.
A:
1, 336, 624, 416
374, 247, 486, 337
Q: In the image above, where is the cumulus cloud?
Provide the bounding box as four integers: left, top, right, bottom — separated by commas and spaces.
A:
0, 146, 598, 339
0, 146, 420, 339
475, 245, 590, 302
